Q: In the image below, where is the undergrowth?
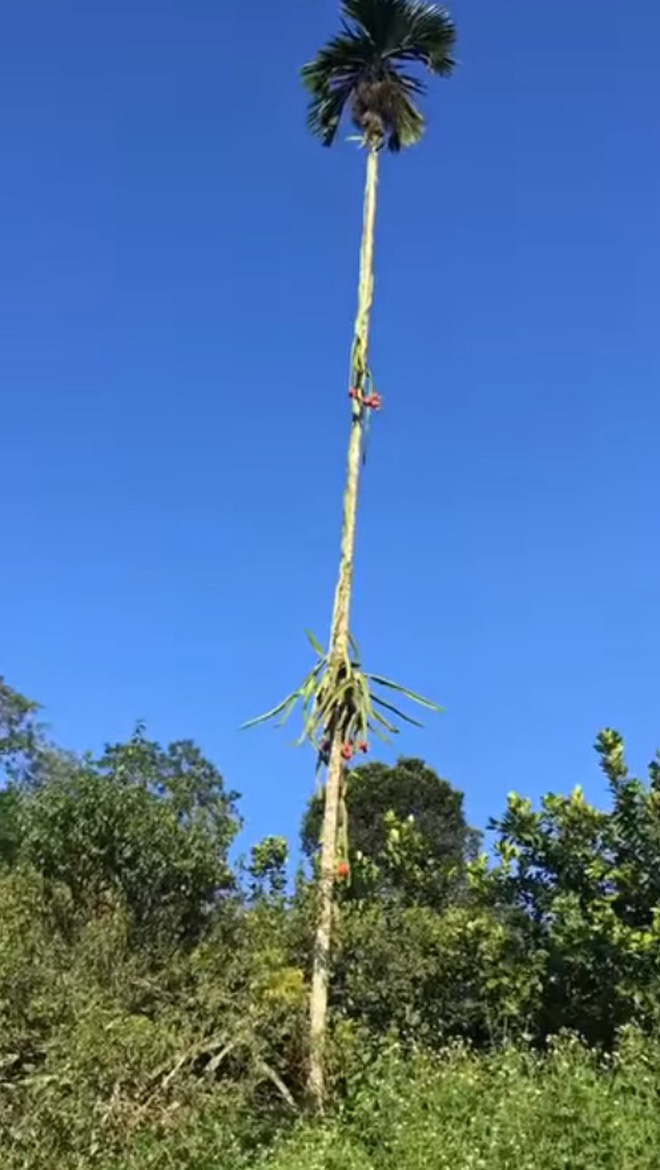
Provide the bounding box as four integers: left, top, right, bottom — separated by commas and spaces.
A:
3, 1031, 660, 1169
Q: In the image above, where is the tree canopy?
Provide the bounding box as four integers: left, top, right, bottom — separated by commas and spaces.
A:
302, 756, 479, 905
302, 0, 456, 150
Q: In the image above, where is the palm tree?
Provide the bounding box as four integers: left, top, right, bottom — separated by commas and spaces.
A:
301, 0, 456, 1109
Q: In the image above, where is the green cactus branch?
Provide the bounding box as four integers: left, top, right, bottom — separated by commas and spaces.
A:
243, 630, 442, 763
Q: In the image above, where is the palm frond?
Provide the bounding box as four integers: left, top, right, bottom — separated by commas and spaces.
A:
301, 28, 374, 146
340, 0, 456, 74
382, 83, 424, 150
301, 0, 456, 150
382, 1, 456, 74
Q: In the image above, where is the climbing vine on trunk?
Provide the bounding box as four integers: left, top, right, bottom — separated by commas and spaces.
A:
244, 146, 441, 1109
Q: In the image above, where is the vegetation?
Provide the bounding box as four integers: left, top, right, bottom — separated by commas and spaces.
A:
259, 1035, 660, 1170
3, 674, 660, 1166
2, 2, 652, 1166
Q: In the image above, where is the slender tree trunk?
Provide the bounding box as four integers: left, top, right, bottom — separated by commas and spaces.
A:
307, 146, 379, 1111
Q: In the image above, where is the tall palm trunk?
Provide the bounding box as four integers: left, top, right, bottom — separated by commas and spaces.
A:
308, 146, 379, 1111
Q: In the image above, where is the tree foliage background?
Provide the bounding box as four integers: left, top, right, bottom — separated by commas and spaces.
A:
2, 674, 660, 1167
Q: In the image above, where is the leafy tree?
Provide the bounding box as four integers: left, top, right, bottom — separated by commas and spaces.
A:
0, 704, 307, 1159
0, 676, 41, 784
303, 757, 479, 906
248, 836, 289, 902
332, 901, 539, 1056
479, 731, 660, 1044
0, 788, 21, 869
0, 861, 307, 1165
15, 725, 241, 947
0, 679, 48, 867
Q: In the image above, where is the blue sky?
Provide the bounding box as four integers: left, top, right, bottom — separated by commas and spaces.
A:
2, 0, 660, 855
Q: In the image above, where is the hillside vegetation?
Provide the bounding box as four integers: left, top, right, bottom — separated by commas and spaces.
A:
2, 677, 660, 1167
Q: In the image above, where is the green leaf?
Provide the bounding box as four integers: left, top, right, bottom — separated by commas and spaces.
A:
241, 693, 299, 730
368, 720, 392, 744
276, 696, 300, 728
300, 670, 321, 705
371, 708, 399, 735
356, 670, 373, 712
314, 679, 354, 725
348, 632, 362, 661
301, 0, 455, 151
305, 630, 327, 658
371, 694, 424, 727
369, 674, 442, 712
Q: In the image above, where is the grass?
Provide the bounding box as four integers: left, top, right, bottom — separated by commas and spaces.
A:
258, 1031, 660, 1170
3, 1031, 660, 1169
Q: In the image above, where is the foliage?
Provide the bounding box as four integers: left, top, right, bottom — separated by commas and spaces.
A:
0, 787, 22, 868
477, 729, 660, 1044
12, 725, 241, 947
3, 674, 660, 1165
0, 862, 306, 1169
248, 836, 289, 901
6, 1026, 660, 1168
332, 901, 539, 1055
301, 0, 456, 150
0, 676, 41, 782
258, 1031, 660, 1169
244, 632, 440, 765
303, 757, 479, 905
0, 685, 305, 1165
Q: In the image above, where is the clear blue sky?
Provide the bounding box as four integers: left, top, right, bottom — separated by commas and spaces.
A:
2, 0, 659, 854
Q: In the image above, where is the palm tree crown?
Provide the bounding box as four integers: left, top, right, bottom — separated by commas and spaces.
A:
302, 0, 456, 151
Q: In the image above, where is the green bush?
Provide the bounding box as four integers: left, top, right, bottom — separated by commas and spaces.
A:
11, 1023, 660, 1167
257, 1030, 660, 1170
333, 901, 538, 1050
